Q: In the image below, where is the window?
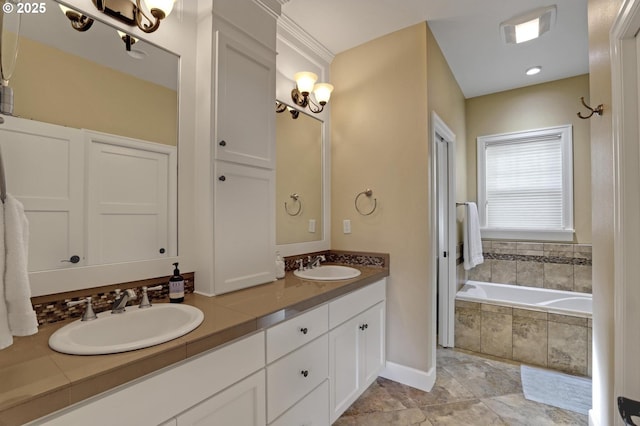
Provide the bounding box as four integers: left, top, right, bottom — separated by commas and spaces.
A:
477, 125, 574, 241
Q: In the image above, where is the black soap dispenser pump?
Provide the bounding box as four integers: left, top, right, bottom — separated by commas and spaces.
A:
169, 262, 184, 303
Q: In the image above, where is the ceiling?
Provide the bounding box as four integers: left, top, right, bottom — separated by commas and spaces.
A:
281, 0, 589, 98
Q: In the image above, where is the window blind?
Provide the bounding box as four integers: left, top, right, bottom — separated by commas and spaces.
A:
485, 137, 564, 229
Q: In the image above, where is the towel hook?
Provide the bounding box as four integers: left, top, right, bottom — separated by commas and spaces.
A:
355, 189, 377, 216
284, 193, 302, 216
577, 97, 603, 119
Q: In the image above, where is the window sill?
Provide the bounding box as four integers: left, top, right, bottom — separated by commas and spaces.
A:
480, 228, 575, 242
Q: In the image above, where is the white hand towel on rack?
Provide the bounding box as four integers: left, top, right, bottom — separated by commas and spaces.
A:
463, 202, 484, 271
0, 201, 10, 350
3, 194, 38, 340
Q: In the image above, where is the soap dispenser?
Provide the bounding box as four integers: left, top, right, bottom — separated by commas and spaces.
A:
169, 262, 184, 303
275, 251, 285, 279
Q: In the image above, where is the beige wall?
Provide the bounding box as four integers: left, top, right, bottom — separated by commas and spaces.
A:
331, 22, 466, 374
588, 0, 622, 424
276, 110, 323, 244
426, 25, 468, 241
10, 36, 177, 146
466, 75, 592, 243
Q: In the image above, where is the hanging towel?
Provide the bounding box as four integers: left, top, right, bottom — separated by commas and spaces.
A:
0, 201, 10, 350
3, 194, 37, 340
463, 202, 484, 271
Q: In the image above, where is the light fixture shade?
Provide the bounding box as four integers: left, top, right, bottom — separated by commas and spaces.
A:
143, 0, 175, 16
313, 83, 334, 105
294, 72, 318, 95
500, 5, 556, 44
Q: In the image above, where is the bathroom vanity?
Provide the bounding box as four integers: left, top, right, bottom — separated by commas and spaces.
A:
0, 263, 388, 425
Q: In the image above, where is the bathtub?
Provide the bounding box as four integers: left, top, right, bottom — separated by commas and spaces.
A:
456, 280, 592, 317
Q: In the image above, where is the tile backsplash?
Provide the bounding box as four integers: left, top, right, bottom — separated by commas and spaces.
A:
466, 241, 592, 294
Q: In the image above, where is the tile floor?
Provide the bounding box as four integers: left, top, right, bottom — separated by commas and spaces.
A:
335, 347, 589, 425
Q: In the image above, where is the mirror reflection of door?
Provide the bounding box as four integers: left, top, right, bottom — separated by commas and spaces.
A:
0, 0, 179, 271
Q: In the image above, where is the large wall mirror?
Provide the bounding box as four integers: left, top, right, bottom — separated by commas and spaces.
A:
276, 104, 323, 245
0, 0, 179, 276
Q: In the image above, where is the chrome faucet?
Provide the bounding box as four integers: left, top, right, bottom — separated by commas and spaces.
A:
308, 255, 326, 269
111, 289, 136, 314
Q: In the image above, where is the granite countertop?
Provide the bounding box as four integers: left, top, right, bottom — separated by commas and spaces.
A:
0, 264, 389, 425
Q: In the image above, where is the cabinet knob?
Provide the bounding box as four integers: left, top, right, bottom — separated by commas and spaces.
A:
219, 140, 227, 147
61, 255, 81, 264
159, 248, 165, 254
218, 175, 226, 182
300, 370, 309, 378
359, 324, 369, 331
300, 327, 308, 335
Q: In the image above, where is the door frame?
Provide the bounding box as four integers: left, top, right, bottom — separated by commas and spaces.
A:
611, 1, 640, 423
431, 112, 457, 349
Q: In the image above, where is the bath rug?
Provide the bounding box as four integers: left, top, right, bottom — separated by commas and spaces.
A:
521, 365, 592, 415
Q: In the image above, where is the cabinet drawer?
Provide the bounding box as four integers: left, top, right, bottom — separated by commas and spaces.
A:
266, 304, 328, 363
269, 380, 329, 426
266, 335, 328, 422
329, 279, 386, 329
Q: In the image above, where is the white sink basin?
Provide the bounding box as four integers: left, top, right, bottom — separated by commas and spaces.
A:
294, 265, 362, 281
49, 304, 204, 355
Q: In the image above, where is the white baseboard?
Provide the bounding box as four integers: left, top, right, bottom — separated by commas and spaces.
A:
379, 361, 435, 392
588, 409, 598, 426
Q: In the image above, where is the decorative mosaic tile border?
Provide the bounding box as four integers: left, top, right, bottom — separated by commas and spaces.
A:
32, 273, 195, 326
483, 252, 592, 266
283, 250, 388, 271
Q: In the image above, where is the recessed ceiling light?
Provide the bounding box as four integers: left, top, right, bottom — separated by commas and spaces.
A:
500, 6, 556, 44
526, 66, 542, 76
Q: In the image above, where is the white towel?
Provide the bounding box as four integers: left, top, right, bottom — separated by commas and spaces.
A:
3, 194, 38, 342
463, 202, 484, 271
0, 200, 9, 350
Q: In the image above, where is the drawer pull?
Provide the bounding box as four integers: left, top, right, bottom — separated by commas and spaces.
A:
218, 175, 226, 182
300, 369, 309, 378
359, 323, 369, 331
300, 327, 308, 335
219, 140, 227, 147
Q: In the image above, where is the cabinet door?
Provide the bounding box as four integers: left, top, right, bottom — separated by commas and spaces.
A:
215, 30, 275, 169
362, 302, 386, 387
176, 370, 265, 426
329, 316, 361, 423
214, 161, 275, 294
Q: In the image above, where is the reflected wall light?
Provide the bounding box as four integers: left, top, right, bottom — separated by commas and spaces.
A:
59, 4, 94, 32
61, 0, 175, 34
500, 5, 556, 44
276, 101, 300, 119
291, 72, 333, 114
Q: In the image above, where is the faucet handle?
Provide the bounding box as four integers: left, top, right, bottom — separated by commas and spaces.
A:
139, 285, 163, 308
67, 297, 97, 321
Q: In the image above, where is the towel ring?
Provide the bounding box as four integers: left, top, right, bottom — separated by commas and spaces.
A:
285, 193, 302, 216
355, 189, 377, 216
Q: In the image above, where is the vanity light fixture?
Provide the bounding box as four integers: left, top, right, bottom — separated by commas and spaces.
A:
291, 72, 333, 114
59, 4, 94, 32
500, 5, 556, 44
117, 30, 137, 51
93, 0, 175, 34
525, 66, 542, 76
275, 101, 300, 119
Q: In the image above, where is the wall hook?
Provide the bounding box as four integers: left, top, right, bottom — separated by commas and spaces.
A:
577, 96, 603, 119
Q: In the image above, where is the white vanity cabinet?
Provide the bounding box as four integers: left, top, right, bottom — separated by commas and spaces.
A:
31, 333, 266, 426
328, 280, 387, 423
195, 0, 278, 295
265, 305, 329, 425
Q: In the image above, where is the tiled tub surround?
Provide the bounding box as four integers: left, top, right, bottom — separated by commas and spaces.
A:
455, 299, 592, 377
0, 253, 389, 425
467, 241, 592, 294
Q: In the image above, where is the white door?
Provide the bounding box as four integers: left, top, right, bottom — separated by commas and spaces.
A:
86, 132, 177, 265
433, 113, 456, 348
0, 116, 84, 271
